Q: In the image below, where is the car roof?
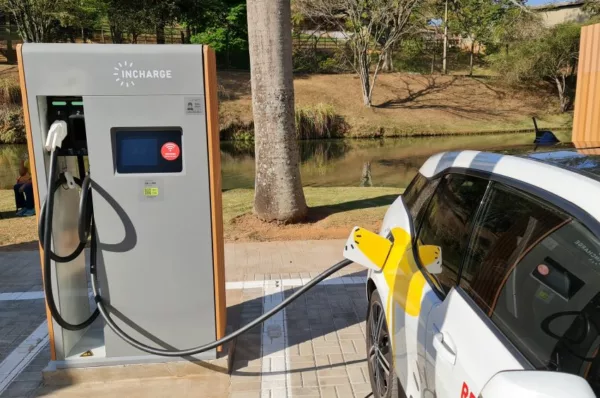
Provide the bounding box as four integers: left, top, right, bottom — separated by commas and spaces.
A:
418, 146, 600, 223
494, 143, 600, 182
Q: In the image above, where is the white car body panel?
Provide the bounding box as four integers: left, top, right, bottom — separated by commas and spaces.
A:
425, 289, 525, 397
368, 150, 600, 398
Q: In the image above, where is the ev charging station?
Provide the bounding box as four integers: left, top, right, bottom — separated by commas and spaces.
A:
17, 43, 227, 367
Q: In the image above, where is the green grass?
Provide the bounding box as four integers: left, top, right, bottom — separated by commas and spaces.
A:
0, 187, 403, 248
223, 187, 400, 221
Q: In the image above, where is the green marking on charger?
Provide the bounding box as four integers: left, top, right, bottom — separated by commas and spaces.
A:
72, 101, 84, 106
144, 187, 159, 197
52, 101, 67, 106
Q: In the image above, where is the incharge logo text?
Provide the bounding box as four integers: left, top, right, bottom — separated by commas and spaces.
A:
113, 61, 173, 87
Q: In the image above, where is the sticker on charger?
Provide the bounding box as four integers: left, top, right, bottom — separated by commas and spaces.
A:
144, 187, 159, 197
140, 180, 163, 201
161, 142, 180, 161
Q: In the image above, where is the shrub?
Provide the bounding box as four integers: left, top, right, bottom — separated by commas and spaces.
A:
220, 104, 349, 141
220, 119, 254, 141
490, 22, 581, 112
295, 104, 348, 140
293, 47, 349, 74
0, 105, 26, 144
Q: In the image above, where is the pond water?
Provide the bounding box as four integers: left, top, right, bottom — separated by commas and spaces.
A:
0, 131, 572, 191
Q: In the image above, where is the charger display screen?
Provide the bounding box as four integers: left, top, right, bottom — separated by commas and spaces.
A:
120, 138, 159, 167
113, 128, 182, 174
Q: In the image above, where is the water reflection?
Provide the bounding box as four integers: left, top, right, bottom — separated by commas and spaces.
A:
0, 130, 572, 190
221, 131, 571, 190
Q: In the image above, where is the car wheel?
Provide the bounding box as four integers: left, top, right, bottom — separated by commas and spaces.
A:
367, 289, 399, 398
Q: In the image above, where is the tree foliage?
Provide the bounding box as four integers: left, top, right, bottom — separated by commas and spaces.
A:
295, 0, 421, 107
1, 0, 63, 42
54, 0, 106, 42
448, 0, 522, 75
491, 22, 581, 112
489, 5, 542, 54
190, 3, 247, 51
0, 0, 246, 45
584, 0, 600, 16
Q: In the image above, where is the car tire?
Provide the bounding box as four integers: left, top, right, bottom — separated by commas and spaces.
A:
366, 289, 400, 398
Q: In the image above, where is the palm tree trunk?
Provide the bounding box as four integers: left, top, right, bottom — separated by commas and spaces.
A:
247, 0, 308, 223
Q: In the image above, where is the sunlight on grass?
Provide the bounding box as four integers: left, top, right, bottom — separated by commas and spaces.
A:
222, 187, 401, 222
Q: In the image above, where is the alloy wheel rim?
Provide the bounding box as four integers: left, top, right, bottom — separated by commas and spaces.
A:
369, 301, 391, 397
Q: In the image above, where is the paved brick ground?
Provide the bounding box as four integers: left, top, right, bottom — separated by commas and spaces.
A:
0, 252, 42, 294
0, 300, 47, 364
0, 240, 372, 398
1, 349, 49, 398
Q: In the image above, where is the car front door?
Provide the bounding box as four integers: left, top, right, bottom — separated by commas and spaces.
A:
424, 180, 600, 398
399, 172, 489, 397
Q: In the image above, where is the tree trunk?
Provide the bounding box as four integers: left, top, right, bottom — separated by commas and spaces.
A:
469, 40, 475, 76
358, 49, 372, 106
110, 24, 123, 44
431, 48, 436, 75
247, 0, 307, 223
156, 21, 165, 44
186, 25, 191, 44
6, 18, 16, 64
382, 49, 393, 72
225, 28, 231, 68
555, 76, 569, 113
442, 0, 448, 74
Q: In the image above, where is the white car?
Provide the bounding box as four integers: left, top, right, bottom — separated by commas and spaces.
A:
344, 148, 600, 398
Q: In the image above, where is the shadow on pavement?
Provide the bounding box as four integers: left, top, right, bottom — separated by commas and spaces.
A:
229, 269, 369, 376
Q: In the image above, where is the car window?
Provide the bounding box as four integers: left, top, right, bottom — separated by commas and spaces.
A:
403, 172, 440, 228
460, 182, 600, 394
416, 173, 488, 294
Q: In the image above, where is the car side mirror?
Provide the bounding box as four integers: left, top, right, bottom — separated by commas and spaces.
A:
342, 226, 392, 271
479, 370, 594, 398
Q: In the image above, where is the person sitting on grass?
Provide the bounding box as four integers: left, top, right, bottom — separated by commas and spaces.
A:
14, 159, 35, 217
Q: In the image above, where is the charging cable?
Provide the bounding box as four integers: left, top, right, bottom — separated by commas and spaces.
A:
40, 119, 354, 353
41, 121, 99, 331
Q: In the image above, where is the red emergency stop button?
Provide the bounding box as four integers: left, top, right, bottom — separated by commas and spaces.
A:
161, 142, 180, 161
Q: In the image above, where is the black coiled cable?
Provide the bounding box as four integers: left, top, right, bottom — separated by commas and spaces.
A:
42, 149, 354, 355
41, 150, 99, 331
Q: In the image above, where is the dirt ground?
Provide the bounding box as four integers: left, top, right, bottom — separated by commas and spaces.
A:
219, 71, 571, 136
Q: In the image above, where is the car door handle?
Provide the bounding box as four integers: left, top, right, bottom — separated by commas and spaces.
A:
433, 332, 457, 365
